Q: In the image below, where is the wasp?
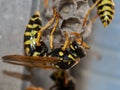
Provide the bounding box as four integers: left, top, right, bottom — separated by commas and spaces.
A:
2, 7, 90, 69
82, 0, 115, 27
50, 70, 75, 90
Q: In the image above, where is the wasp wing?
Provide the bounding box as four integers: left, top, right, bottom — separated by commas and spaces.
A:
2, 55, 59, 62
2, 55, 59, 69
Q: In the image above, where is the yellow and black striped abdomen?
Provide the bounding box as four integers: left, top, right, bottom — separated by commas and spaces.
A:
97, 0, 115, 27
24, 11, 48, 56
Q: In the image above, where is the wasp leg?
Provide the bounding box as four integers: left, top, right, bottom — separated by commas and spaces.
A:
82, 0, 100, 27
61, 31, 70, 51
50, 13, 60, 49
36, 7, 57, 46
3, 70, 31, 81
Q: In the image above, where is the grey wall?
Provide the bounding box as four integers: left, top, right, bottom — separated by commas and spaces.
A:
0, 0, 32, 90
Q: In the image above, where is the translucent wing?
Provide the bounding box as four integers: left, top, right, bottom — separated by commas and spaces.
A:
2, 55, 59, 69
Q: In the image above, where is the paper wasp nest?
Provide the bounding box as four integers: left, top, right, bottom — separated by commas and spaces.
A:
44, 0, 92, 47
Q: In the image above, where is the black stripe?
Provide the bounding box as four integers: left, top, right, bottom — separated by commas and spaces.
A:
28, 18, 42, 26
100, 14, 112, 20
98, 10, 114, 17
98, 3, 114, 9
26, 25, 41, 31
32, 14, 39, 18
102, 19, 110, 25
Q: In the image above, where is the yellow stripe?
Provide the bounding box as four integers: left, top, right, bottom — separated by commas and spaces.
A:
98, 0, 115, 8
24, 38, 36, 45
24, 31, 38, 36
100, 12, 112, 22
98, 6, 115, 14
70, 45, 75, 51
32, 52, 41, 56
25, 47, 30, 55
68, 54, 75, 61
30, 17, 41, 21
27, 24, 41, 29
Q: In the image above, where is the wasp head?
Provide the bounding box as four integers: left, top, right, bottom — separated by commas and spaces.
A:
69, 39, 90, 58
